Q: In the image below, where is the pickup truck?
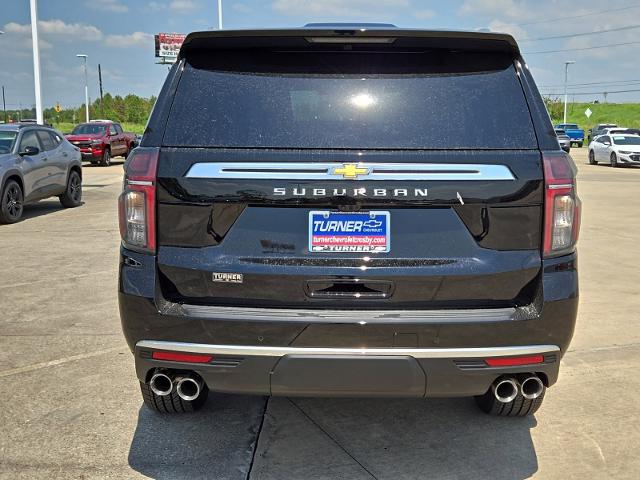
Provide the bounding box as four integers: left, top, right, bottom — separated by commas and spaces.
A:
587, 123, 617, 143
65, 121, 135, 166
554, 123, 584, 147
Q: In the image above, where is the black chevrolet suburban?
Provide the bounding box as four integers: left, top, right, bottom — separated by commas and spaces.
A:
119, 26, 580, 417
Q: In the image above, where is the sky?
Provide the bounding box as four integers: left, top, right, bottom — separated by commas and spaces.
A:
1, 0, 640, 111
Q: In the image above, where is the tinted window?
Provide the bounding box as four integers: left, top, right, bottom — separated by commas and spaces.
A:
0, 131, 17, 153
36, 130, 56, 151
612, 136, 640, 145
72, 124, 107, 135
19, 130, 41, 151
114, 123, 123, 134
164, 50, 537, 150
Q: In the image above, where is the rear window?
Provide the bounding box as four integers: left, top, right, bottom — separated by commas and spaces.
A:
164, 49, 537, 149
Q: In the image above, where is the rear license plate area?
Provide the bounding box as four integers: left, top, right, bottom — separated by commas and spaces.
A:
309, 211, 390, 253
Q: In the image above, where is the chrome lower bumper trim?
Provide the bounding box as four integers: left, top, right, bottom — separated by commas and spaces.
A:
137, 341, 559, 359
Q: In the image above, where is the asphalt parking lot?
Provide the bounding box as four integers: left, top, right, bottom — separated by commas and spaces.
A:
1, 149, 639, 479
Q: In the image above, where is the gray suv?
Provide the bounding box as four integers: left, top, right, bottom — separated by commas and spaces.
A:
0, 123, 83, 223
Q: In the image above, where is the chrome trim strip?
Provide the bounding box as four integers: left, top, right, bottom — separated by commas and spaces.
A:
548, 183, 573, 190
185, 162, 515, 181
137, 340, 559, 359
127, 180, 153, 186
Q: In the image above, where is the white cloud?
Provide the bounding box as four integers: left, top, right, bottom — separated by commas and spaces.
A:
232, 2, 254, 14
414, 9, 436, 20
146, 0, 199, 13
170, 0, 199, 13
487, 19, 526, 39
88, 0, 129, 13
106, 32, 154, 48
458, 0, 528, 19
2, 19, 150, 51
4, 19, 103, 41
273, 0, 409, 17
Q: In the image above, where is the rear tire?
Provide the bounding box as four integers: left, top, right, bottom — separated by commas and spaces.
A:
140, 380, 209, 414
59, 170, 82, 208
0, 179, 24, 224
589, 150, 597, 165
474, 386, 545, 416
610, 152, 618, 167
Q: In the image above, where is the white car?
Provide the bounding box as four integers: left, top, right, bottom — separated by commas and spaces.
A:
588, 134, 640, 167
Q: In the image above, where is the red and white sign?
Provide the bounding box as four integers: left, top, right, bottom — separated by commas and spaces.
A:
155, 33, 186, 61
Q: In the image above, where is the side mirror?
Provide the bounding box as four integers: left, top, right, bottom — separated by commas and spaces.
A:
19, 146, 40, 156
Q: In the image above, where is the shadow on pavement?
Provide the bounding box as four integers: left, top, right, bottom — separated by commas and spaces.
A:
250, 397, 539, 480
19, 199, 69, 221
129, 393, 539, 480
128, 393, 267, 480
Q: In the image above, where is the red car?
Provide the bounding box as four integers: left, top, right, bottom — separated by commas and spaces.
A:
65, 121, 136, 166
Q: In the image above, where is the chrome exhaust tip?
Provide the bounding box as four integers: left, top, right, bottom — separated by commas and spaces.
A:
176, 376, 202, 401
520, 375, 544, 400
149, 372, 173, 396
491, 377, 518, 403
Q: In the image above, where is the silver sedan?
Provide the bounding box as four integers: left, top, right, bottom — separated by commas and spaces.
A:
555, 129, 571, 153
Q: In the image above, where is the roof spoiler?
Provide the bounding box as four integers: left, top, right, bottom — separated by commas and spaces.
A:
178, 28, 520, 60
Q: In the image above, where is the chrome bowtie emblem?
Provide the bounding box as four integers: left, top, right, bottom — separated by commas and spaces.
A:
331, 163, 371, 179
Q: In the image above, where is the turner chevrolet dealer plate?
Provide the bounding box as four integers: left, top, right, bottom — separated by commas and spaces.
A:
309, 211, 390, 253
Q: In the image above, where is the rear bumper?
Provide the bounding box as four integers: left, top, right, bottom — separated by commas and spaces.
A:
134, 341, 560, 397
81, 149, 102, 159
119, 247, 578, 397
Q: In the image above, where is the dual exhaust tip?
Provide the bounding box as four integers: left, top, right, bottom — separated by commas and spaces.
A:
492, 375, 544, 403
149, 372, 203, 401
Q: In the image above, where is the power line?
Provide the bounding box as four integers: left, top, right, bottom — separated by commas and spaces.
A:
523, 40, 640, 54
539, 78, 640, 88
539, 88, 640, 96
564, 81, 640, 91
501, 4, 640, 27
519, 24, 640, 42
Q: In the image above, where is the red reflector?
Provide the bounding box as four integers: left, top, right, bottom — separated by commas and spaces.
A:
485, 355, 544, 367
152, 351, 213, 363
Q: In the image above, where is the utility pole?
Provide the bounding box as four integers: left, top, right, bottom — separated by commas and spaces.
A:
2, 86, 6, 124
218, 0, 223, 29
29, 0, 44, 124
76, 54, 89, 122
563, 61, 575, 125
98, 63, 104, 117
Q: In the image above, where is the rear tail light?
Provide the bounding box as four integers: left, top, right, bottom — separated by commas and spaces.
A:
118, 147, 159, 252
542, 152, 581, 258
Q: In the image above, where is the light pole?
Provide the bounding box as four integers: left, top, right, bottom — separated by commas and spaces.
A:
563, 61, 575, 124
29, 0, 44, 124
218, 0, 223, 29
76, 54, 89, 122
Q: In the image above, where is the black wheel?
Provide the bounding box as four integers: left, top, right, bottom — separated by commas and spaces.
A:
589, 150, 598, 165
0, 179, 24, 224
59, 170, 82, 208
101, 148, 111, 167
610, 152, 618, 167
140, 380, 208, 414
474, 386, 545, 417
577, 142, 583, 148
